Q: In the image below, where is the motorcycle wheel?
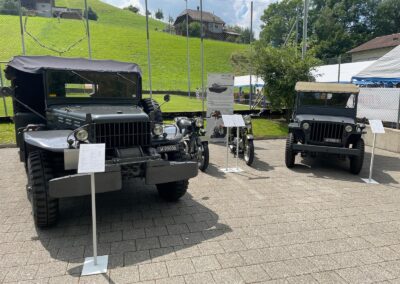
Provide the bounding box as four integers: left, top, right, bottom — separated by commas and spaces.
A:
197, 143, 209, 172
244, 139, 255, 166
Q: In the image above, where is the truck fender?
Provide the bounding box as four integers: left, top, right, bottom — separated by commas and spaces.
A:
24, 130, 72, 152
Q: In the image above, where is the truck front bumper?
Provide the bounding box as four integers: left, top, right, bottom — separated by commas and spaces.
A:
48, 160, 198, 198
292, 144, 360, 156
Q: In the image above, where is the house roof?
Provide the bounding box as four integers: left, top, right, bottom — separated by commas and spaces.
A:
348, 33, 400, 53
174, 9, 225, 25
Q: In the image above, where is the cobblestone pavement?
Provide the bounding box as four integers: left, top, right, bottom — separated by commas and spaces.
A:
1, 139, 400, 283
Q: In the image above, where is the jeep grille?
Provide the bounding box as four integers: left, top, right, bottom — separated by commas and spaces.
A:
94, 122, 151, 149
309, 122, 344, 144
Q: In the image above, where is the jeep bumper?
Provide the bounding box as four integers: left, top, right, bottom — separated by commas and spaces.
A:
292, 144, 360, 156
48, 160, 198, 198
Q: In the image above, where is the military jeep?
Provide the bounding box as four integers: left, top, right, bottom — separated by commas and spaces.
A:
285, 82, 365, 174
4, 56, 198, 227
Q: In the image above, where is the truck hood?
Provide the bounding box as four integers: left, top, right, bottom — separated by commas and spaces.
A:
49, 105, 149, 123
296, 114, 355, 124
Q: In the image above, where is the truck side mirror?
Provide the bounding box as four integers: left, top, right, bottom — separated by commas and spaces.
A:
164, 94, 170, 102
0, 87, 13, 96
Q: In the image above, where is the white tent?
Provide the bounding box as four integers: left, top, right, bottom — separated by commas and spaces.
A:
234, 75, 265, 87
352, 45, 400, 85
312, 61, 376, 83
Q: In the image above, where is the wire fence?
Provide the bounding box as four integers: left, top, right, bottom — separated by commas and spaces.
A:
0, 0, 267, 119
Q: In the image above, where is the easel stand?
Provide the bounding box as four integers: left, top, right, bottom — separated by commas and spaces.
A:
361, 133, 379, 184
220, 115, 245, 173
79, 144, 108, 276
362, 120, 385, 185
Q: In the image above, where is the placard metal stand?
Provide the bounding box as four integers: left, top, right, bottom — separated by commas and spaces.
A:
78, 144, 109, 276
362, 120, 385, 184
220, 115, 245, 173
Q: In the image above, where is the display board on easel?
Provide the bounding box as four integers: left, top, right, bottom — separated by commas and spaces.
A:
205, 73, 234, 143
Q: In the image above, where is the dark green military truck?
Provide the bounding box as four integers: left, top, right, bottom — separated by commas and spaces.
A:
4, 56, 198, 227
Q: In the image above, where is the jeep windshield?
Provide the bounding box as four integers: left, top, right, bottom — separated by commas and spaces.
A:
299, 92, 356, 109
46, 70, 138, 100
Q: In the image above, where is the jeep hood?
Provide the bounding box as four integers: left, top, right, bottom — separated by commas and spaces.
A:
296, 114, 355, 124
50, 105, 149, 123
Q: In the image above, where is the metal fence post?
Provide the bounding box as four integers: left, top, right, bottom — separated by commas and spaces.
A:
397, 92, 400, 130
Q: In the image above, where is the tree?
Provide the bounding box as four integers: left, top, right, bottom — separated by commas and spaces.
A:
188, 22, 201, 37
0, 0, 19, 15
124, 5, 139, 13
85, 6, 98, 21
373, 0, 400, 36
155, 8, 163, 20
252, 44, 318, 119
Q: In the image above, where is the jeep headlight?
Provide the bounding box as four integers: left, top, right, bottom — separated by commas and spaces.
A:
195, 117, 203, 128
302, 122, 310, 130
244, 115, 252, 125
345, 125, 353, 133
153, 124, 163, 136
74, 129, 88, 142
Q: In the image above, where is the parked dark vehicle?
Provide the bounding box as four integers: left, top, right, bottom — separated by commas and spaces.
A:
211, 111, 254, 166
174, 116, 209, 171
285, 82, 365, 174
4, 56, 198, 227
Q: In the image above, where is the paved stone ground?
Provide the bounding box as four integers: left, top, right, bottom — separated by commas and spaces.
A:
1, 139, 400, 283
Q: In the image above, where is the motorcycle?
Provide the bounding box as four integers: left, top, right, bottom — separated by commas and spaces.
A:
174, 116, 209, 172
211, 111, 255, 166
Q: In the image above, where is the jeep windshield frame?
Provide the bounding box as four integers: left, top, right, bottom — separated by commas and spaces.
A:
295, 91, 358, 118
44, 69, 142, 106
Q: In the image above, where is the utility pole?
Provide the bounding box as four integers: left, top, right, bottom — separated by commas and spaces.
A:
84, 0, 92, 59
185, 0, 191, 97
200, 0, 204, 114
17, 0, 25, 55
337, 55, 341, 83
145, 0, 152, 99
249, 1, 253, 110
302, 0, 309, 59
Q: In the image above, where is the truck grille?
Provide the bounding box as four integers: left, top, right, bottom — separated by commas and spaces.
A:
93, 122, 151, 149
309, 122, 344, 144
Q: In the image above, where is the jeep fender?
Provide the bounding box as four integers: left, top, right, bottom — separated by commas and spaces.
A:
24, 130, 72, 152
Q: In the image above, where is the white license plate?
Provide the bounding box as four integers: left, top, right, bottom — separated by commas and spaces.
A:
324, 138, 341, 143
157, 144, 179, 153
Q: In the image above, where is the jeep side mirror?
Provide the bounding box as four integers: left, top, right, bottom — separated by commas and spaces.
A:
164, 94, 170, 102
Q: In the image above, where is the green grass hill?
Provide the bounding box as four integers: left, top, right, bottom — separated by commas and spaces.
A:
0, 0, 248, 91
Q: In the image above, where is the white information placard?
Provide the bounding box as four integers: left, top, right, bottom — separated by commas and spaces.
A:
78, 144, 106, 174
233, 115, 245, 127
369, 120, 385, 134
221, 115, 236, 127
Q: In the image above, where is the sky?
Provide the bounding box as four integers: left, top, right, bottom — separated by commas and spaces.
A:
101, 0, 276, 38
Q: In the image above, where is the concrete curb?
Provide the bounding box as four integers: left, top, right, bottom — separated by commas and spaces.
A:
0, 144, 17, 148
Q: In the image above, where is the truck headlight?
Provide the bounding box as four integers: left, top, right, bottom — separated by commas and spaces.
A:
153, 124, 163, 136
195, 117, 203, 128
302, 122, 310, 130
345, 125, 353, 133
244, 115, 252, 124
74, 129, 88, 141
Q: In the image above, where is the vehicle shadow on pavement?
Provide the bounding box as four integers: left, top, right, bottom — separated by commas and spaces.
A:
203, 163, 226, 179
33, 181, 231, 277
292, 153, 400, 186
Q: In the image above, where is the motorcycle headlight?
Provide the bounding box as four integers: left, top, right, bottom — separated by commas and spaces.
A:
153, 124, 163, 136
74, 129, 88, 142
345, 125, 353, 133
302, 122, 310, 130
195, 117, 203, 128
244, 115, 252, 124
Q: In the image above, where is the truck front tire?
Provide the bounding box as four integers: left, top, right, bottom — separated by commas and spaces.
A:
285, 133, 296, 168
157, 180, 188, 201
27, 151, 59, 228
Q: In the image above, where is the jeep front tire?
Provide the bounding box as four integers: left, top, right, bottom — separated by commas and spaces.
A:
27, 151, 59, 227
157, 180, 188, 201
350, 138, 365, 174
285, 133, 296, 168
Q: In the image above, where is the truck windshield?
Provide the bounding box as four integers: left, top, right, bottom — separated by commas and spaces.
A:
299, 92, 356, 108
46, 70, 138, 99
